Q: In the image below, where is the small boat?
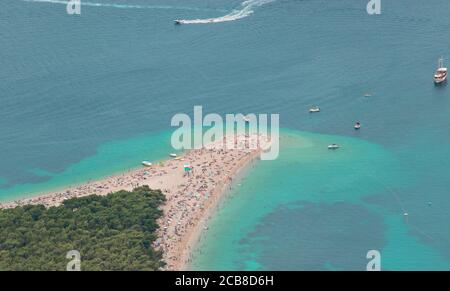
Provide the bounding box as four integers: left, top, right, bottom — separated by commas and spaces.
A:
434, 57, 448, 84
170, 153, 177, 158
364, 93, 372, 97
354, 121, 361, 130
174, 20, 182, 25
309, 106, 320, 113
243, 116, 251, 123
142, 161, 153, 167
328, 144, 340, 150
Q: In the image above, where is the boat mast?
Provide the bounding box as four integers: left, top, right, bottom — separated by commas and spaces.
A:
438, 57, 444, 68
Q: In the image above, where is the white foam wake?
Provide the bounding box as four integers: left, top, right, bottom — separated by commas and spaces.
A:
177, 0, 275, 24
22, 0, 224, 12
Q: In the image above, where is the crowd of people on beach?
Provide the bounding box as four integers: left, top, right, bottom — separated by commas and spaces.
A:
0, 134, 265, 270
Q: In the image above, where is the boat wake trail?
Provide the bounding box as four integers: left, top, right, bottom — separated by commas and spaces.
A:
176, 0, 275, 25
22, 0, 224, 12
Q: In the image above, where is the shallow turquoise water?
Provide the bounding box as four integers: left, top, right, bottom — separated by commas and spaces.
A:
189, 129, 450, 270
1, 0, 449, 269
0, 130, 175, 201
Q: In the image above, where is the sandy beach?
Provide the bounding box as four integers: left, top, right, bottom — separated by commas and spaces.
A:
0, 134, 265, 270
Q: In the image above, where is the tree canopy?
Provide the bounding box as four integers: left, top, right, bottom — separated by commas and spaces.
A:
0, 186, 166, 271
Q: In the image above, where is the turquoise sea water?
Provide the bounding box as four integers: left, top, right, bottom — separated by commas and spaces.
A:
190, 130, 450, 270
0, 130, 175, 201
1, 0, 449, 270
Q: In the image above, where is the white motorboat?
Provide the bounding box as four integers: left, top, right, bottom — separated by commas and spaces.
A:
170, 153, 177, 158
354, 121, 361, 130
309, 106, 320, 113
141, 161, 153, 167
328, 144, 340, 150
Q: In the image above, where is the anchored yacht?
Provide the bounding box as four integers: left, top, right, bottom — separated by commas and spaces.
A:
434, 57, 448, 84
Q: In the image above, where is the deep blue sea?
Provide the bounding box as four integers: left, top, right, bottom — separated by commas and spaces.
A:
0, 0, 449, 270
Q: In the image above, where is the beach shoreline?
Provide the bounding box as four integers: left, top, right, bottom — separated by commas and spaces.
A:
0, 135, 264, 270
175, 149, 261, 270
0, 148, 175, 205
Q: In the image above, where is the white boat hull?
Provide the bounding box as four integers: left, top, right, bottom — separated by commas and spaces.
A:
142, 161, 153, 167
434, 76, 447, 84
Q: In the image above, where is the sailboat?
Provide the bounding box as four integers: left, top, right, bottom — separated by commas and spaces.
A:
434, 57, 448, 84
